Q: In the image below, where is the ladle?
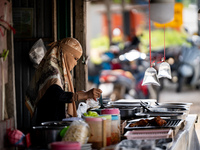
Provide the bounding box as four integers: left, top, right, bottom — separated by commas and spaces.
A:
140, 101, 152, 112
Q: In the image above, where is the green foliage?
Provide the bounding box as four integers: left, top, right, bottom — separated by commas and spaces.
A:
182, 0, 197, 7
139, 29, 190, 53
90, 36, 110, 51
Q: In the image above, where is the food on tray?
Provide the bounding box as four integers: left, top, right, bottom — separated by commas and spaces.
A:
129, 116, 167, 127
129, 119, 149, 127
148, 116, 167, 126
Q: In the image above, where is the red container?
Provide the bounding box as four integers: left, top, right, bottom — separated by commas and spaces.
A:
51, 141, 81, 150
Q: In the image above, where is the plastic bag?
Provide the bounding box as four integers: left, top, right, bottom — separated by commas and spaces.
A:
86, 99, 100, 109
77, 102, 88, 118
29, 38, 47, 68
62, 120, 90, 145
7, 129, 25, 146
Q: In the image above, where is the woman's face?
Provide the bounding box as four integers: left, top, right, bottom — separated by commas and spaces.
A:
65, 52, 79, 71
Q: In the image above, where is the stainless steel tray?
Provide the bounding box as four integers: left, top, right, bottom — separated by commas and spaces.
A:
135, 111, 186, 120
147, 107, 190, 115
125, 119, 185, 130
113, 99, 157, 105
156, 102, 192, 107
106, 103, 142, 108
124, 118, 185, 136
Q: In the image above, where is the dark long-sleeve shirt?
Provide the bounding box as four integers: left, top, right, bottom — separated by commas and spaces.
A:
35, 84, 73, 125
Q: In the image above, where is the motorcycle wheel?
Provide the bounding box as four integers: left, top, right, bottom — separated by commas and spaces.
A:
176, 75, 184, 93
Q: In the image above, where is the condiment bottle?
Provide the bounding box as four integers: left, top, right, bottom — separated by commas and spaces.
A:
101, 108, 121, 144
111, 115, 120, 144
85, 117, 103, 150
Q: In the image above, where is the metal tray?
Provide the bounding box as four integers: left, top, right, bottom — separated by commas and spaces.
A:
156, 102, 192, 107
114, 99, 157, 103
135, 112, 186, 120
147, 107, 190, 115
107, 103, 142, 108
125, 119, 185, 130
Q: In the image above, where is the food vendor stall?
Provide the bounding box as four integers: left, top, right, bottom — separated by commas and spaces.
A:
5, 0, 200, 149
22, 99, 199, 150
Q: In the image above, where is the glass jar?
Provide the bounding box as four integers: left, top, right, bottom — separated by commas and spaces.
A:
85, 117, 103, 150
111, 115, 120, 144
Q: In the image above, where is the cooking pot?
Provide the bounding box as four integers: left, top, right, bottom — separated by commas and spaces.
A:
31, 126, 67, 148
31, 121, 71, 148
120, 107, 143, 120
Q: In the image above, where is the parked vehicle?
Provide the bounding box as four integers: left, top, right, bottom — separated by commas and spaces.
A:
176, 35, 200, 92
98, 69, 136, 101
98, 49, 152, 101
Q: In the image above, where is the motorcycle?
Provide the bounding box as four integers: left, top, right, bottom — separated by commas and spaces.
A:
176, 35, 200, 92
98, 69, 136, 101
98, 50, 151, 101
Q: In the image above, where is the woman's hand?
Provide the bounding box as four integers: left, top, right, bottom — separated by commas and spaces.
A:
85, 88, 102, 101
77, 88, 102, 101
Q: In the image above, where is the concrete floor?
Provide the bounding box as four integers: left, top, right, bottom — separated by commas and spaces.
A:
159, 79, 200, 114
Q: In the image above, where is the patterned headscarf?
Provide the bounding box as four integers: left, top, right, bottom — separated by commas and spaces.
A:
25, 37, 83, 118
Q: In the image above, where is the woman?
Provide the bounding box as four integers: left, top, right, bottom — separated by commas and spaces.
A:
25, 37, 102, 125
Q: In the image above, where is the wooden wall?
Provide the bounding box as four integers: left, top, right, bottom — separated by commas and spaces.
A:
13, 0, 55, 130
12, 0, 87, 130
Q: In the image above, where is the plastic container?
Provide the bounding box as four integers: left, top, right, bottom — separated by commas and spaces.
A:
85, 117, 103, 149
124, 129, 173, 140
111, 115, 120, 144
51, 141, 81, 150
98, 115, 112, 146
101, 108, 121, 130
101, 108, 121, 145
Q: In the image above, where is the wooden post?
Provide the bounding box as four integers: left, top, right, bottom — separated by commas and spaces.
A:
53, 0, 57, 42
74, 0, 87, 92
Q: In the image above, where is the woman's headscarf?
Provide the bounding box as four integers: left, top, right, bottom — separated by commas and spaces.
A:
25, 37, 83, 118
